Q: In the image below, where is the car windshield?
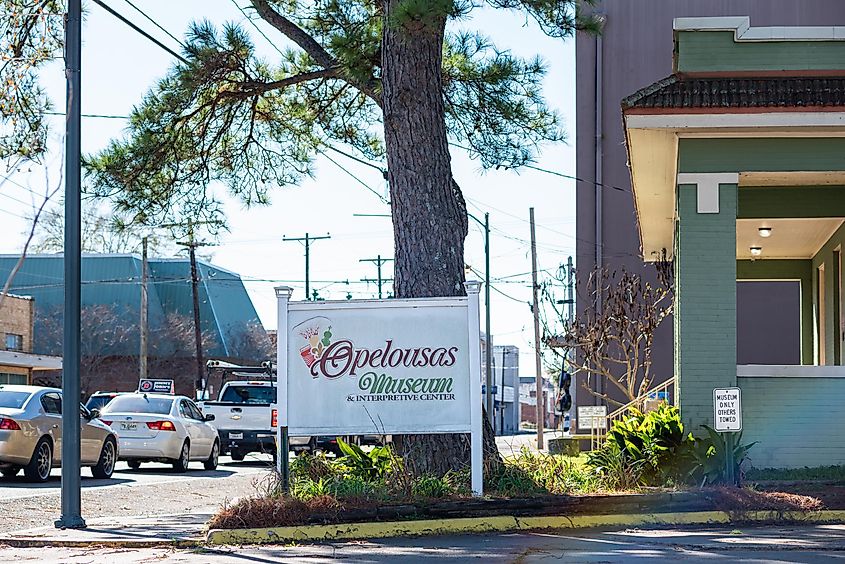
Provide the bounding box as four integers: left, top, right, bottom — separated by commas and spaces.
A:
102, 395, 173, 415
85, 395, 116, 411
220, 385, 275, 405
0, 391, 31, 409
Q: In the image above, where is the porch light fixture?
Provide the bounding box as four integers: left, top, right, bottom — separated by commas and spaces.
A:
758, 227, 772, 238
750, 246, 763, 257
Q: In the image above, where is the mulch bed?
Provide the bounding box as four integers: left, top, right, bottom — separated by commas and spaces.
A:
208, 487, 824, 530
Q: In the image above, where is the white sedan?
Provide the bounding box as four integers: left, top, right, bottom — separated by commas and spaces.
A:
99, 393, 219, 472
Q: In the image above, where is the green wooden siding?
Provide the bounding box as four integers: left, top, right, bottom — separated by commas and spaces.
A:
675, 182, 737, 434
676, 31, 845, 74
738, 186, 845, 219
737, 259, 814, 365
740, 374, 845, 469
679, 138, 845, 175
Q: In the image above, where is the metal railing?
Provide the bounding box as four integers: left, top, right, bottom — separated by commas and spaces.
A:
590, 376, 677, 450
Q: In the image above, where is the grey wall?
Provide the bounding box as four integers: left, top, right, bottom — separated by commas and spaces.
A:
575, 1, 844, 407
737, 281, 801, 365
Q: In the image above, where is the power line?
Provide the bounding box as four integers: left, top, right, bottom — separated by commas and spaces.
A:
90, 0, 189, 64
229, 0, 286, 58
120, 0, 186, 49
317, 148, 390, 205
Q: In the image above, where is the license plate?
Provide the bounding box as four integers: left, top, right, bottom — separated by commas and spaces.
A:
228, 432, 243, 440
120, 422, 138, 431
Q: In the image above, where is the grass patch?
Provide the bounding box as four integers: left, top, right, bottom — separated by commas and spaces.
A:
746, 465, 845, 482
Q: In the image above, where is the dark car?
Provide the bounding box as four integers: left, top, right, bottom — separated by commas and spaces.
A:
84, 392, 128, 413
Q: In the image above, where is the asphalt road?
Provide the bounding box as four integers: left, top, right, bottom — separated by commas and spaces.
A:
0, 454, 275, 533
4, 524, 845, 562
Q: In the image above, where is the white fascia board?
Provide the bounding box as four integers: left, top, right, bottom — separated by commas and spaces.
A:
674, 16, 845, 42
626, 112, 845, 131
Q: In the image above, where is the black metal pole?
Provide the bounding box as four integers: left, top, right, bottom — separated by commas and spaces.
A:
57, 0, 85, 529
484, 213, 493, 428
188, 245, 204, 390
304, 233, 310, 300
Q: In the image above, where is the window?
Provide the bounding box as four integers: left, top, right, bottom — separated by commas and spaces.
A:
186, 401, 204, 421
41, 392, 62, 415
0, 373, 27, 385
220, 385, 276, 405
0, 391, 31, 409
102, 395, 173, 415
4, 333, 23, 351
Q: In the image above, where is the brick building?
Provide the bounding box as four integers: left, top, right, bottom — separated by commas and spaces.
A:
0, 293, 61, 384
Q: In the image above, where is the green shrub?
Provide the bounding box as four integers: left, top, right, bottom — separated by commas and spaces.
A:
587, 440, 644, 490
334, 438, 395, 481
690, 425, 757, 487
588, 404, 694, 487
412, 475, 457, 499
488, 448, 600, 496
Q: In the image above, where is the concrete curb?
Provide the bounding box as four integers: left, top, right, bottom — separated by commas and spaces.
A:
205, 510, 845, 545
0, 537, 204, 549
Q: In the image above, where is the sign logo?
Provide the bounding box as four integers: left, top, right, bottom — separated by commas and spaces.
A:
294, 316, 333, 374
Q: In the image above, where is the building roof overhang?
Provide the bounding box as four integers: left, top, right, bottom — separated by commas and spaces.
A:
0, 350, 62, 370
623, 92, 845, 261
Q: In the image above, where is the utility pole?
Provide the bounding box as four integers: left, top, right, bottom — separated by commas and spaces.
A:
177, 224, 213, 392
140, 237, 148, 379
58, 0, 85, 530
283, 233, 330, 300
360, 255, 393, 299
530, 207, 544, 450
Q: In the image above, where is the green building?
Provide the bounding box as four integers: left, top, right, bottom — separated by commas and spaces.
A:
623, 17, 845, 468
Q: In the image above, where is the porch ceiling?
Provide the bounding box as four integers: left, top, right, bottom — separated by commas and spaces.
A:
737, 218, 843, 259
624, 118, 845, 262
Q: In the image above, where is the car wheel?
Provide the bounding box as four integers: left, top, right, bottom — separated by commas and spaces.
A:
91, 437, 117, 479
172, 441, 190, 473
203, 440, 219, 471
1, 467, 20, 478
230, 451, 245, 462
24, 437, 52, 483
127, 460, 141, 470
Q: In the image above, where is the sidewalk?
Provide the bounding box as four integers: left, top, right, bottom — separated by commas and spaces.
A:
494, 430, 575, 457
2, 513, 208, 547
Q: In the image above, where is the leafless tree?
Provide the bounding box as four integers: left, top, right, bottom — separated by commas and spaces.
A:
542, 262, 673, 407
226, 320, 273, 363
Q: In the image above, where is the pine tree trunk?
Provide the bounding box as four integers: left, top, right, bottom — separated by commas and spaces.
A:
382, 0, 501, 477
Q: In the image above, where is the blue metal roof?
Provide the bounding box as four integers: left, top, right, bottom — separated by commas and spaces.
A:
0, 254, 263, 358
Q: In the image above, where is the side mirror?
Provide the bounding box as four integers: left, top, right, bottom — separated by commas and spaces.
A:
204, 414, 215, 422
87, 408, 99, 420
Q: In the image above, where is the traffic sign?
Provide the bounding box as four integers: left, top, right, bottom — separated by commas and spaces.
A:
713, 387, 742, 432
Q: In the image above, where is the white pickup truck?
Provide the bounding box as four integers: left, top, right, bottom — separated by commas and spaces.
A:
200, 380, 312, 460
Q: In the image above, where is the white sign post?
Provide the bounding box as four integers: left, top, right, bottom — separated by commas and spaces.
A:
275, 282, 484, 496
713, 387, 742, 432
577, 405, 607, 430
713, 387, 742, 486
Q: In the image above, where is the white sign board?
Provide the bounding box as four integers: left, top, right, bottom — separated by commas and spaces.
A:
713, 387, 742, 432
578, 405, 607, 430
276, 283, 484, 495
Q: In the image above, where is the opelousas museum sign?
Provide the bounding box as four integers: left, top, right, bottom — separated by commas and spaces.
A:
275, 283, 484, 494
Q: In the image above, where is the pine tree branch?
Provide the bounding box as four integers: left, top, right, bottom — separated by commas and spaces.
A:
249, 0, 382, 107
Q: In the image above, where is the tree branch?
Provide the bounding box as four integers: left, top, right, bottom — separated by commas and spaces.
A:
249, 0, 383, 107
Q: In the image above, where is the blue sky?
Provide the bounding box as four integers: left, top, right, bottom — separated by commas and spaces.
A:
1, 1, 577, 377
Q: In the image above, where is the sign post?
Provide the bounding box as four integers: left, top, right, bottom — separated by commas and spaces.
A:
713, 387, 742, 485
275, 286, 292, 492
275, 282, 484, 496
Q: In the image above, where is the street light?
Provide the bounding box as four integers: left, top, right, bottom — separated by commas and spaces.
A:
467, 212, 493, 428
